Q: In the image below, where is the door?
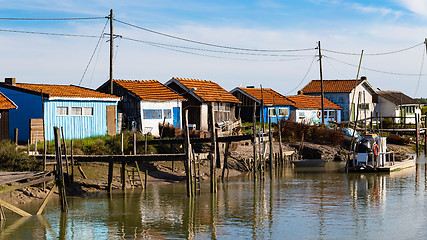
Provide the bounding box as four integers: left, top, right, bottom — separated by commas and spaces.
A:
173, 107, 180, 128
106, 105, 116, 135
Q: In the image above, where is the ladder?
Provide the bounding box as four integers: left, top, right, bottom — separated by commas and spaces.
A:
192, 150, 201, 194
127, 161, 143, 188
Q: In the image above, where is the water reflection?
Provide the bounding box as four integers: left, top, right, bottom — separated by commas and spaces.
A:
1, 156, 427, 239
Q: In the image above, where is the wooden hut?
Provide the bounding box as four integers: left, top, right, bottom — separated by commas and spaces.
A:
0, 91, 17, 140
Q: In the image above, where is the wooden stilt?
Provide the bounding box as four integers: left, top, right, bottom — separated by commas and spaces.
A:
78, 166, 87, 179
70, 140, 74, 183
184, 109, 193, 197
135, 161, 144, 189
209, 103, 217, 194
145, 169, 148, 189
252, 102, 257, 178
268, 116, 273, 173
60, 127, 70, 183
0, 201, 5, 221
107, 157, 114, 192
54, 126, 68, 213
43, 140, 47, 190
36, 183, 57, 215
222, 142, 230, 181
121, 160, 127, 190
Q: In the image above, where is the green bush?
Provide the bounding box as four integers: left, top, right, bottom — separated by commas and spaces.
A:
0, 140, 41, 171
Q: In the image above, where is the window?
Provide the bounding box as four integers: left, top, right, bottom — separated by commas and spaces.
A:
143, 109, 162, 119
57, 107, 68, 116
359, 103, 369, 110
214, 103, 231, 112
83, 107, 93, 116
71, 107, 82, 116
329, 111, 335, 119
268, 108, 276, 117
163, 109, 172, 119
323, 111, 328, 118
298, 111, 305, 119
278, 108, 289, 117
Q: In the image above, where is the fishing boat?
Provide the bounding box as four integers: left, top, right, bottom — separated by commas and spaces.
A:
345, 135, 416, 172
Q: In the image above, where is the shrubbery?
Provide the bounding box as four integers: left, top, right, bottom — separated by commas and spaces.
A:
0, 139, 41, 171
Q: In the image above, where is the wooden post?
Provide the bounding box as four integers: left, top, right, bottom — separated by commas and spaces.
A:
70, 140, 74, 183
209, 103, 217, 194
134, 132, 137, 155
107, 157, 114, 192
53, 126, 68, 213
424, 127, 427, 154
222, 142, 230, 180
43, 140, 47, 190
36, 183, 57, 215
135, 161, 144, 189
252, 102, 257, 178
121, 160, 126, 190
60, 127, 70, 183
268, 116, 273, 172
275, 111, 283, 165
14, 128, 18, 146
0, 201, 5, 221
145, 133, 148, 154
121, 132, 124, 155
416, 113, 419, 157
184, 110, 193, 197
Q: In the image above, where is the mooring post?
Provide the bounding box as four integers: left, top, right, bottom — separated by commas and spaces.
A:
121, 159, 126, 190
53, 126, 68, 213
184, 109, 193, 197
269, 116, 273, 173
107, 157, 114, 192
252, 102, 257, 178
209, 103, 217, 194
70, 140, 74, 183
222, 142, 230, 181
416, 113, 419, 157
43, 140, 47, 190
134, 132, 137, 155
60, 127, 70, 184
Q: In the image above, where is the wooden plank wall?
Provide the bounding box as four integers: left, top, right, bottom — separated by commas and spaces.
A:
0, 110, 9, 140
29, 118, 44, 144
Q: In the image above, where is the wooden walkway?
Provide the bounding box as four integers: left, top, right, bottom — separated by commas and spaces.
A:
0, 171, 48, 185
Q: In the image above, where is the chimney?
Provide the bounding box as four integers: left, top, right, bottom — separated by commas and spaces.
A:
360, 76, 367, 81
5, 78, 16, 86
246, 85, 255, 88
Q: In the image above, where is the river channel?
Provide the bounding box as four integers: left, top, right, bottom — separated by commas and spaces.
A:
2, 156, 427, 239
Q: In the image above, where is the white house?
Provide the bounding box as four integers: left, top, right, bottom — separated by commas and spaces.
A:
300, 76, 376, 122
98, 79, 185, 136
375, 91, 421, 124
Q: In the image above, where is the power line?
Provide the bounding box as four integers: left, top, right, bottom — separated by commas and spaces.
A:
414, 48, 425, 97
0, 17, 105, 21
121, 36, 314, 57
323, 42, 424, 56
325, 55, 427, 76
139, 40, 314, 61
285, 56, 316, 95
79, 19, 109, 86
114, 18, 315, 53
0, 28, 100, 38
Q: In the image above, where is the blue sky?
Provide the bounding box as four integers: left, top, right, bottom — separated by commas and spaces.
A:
1, 0, 427, 97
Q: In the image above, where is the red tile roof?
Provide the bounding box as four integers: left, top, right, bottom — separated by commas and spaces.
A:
285, 95, 342, 110
0, 92, 17, 109
114, 80, 185, 101
300, 80, 363, 94
172, 78, 240, 103
236, 87, 294, 106
13, 83, 120, 99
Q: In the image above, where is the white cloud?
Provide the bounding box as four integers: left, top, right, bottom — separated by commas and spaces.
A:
351, 3, 403, 18
395, 0, 427, 17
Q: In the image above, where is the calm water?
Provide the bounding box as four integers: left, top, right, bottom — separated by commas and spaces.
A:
2, 156, 427, 239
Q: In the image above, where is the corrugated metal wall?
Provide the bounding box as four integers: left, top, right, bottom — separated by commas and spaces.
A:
44, 100, 117, 141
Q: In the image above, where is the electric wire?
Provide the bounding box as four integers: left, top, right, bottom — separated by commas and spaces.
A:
0, 17, 105, 20
325, 55, 427, 76
285, 56, 316, 95
79, 19, 109, 86
114, 18, 315, 52
0, 28, 100, 38
121, 37, 313, 57
323, 42, 424, 56
414, 48, 425, 97
142, 40, 315, 61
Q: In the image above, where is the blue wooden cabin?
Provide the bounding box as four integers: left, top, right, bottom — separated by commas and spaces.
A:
0, 78, 120, 143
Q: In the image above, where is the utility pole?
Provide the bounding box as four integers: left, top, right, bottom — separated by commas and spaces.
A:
317, 41, 325, 125
109, 9, 114, 94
